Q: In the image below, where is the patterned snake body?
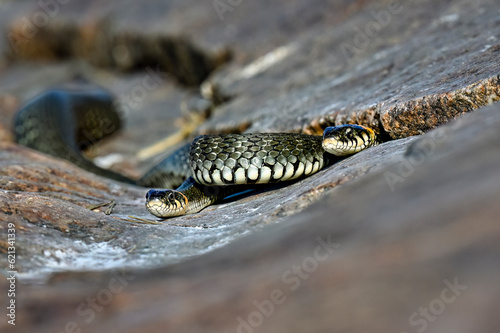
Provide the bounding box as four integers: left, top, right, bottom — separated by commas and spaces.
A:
14, 89, 379, 219
14, 88, 189, 188
190, 133, 327, 186
146, 125, 379, 218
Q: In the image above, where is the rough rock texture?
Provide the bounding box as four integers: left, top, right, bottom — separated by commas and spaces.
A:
0, 132, 413, 280
201, 0, 500, 136
3, 96, 500, 333
4, 0, 357, 81
0, 0, 500, 332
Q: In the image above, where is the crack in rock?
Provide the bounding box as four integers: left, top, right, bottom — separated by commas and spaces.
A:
8, 19, 230, 86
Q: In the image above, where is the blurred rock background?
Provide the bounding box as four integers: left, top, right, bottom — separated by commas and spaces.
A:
0, 0, 499, 332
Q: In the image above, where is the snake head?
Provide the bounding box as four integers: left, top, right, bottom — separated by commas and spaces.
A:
322, 124, 378, 156
145, 189, 188, 218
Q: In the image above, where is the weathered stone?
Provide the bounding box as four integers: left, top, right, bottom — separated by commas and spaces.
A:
380, 75, 500, 138
6, 4, 228, 86
3, 0, 351, 66
5, 0, 341, 86
1, 0, 500, 332
200, 0, 500, 138
3, 96, 500, 333
4, 0, 499, 138
0, 127, 413, 281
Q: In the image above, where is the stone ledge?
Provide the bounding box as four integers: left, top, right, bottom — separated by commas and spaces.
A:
5, 100, 500, 333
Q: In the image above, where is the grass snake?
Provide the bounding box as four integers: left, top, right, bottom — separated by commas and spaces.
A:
14, 88, 380, 218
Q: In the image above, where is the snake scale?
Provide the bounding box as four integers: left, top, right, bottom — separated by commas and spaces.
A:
14, 88, 380, 218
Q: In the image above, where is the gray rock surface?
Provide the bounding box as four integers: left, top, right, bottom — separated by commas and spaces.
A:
0, 0, 499, 331
201, 0, 500, 136
3, 95, 500, 333
0, 127, 413, 281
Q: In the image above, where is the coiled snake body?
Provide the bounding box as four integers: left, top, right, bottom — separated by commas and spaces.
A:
14, 89, 380, 218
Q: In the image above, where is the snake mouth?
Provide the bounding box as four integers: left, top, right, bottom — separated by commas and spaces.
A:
322, 124, 377, 156
145, 189, 187, 218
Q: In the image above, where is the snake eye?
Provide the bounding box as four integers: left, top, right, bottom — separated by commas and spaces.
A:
167, 191, 175, 202
323, 124, 377, 156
